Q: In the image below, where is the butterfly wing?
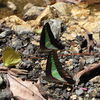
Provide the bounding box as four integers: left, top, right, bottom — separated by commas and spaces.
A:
40, 23, 65, 51
52, 51, 75, 84
2, 47, 21, 67
46, 51, 75, 84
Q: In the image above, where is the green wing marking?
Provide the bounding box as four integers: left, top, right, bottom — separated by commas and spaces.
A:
45, 27, 57, 50
46, 51, 75, 84
51, 54, 65, 82
40, 23, 65, 50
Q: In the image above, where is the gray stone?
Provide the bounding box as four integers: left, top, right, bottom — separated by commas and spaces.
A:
11, 38, 23, 49
0, 31, 7, 38
23, 44, 34, 55
75, 88, 84, 96
86, 56, 95, 64
24, 3, 34, 12
44, 19, 66, 39
15, 25, 33, 35
23, 6, 44, 20
0, 30, 11, 38
87, 87, 94, 93
7, 1, 17, 12
0, 89, 13, 99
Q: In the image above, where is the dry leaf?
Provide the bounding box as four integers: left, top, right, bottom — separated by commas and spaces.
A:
7, 74, 46, 100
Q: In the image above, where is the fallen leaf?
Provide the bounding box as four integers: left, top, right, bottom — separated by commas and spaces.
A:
7, 74, 46, 100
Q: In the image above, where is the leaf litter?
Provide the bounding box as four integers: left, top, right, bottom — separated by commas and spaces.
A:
0, 0, 100, 100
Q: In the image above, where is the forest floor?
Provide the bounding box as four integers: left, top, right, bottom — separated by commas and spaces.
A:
0, 1, 100, 100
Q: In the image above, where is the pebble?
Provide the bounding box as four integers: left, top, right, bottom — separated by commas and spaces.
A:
23, 44, 34, 56
31, 40, 39, 46
59, 59, 65, 63
62, 91, 70, 99
86, 56, 95, 64
75, 88, 84, 96
7, 1, 17, 12
15, 25, 33, 36
92, 98, 96, 100
0, 30, 11, 38
54, 88, 61, 95
87, 87, 94, 93
65, 59, 73, 66
0, 89, 13, 99
11, 38, 23, 49
23, 6, 44, 20
71, 7, 90, 19
21, 59, 33, 71
0, 31, 8, 38
40, 60, 47, 70
85, 94, 89, 98
70, 94, 77, 100
45, 19, 66, 39
24, 3, 34, 11
78, 97, 83, 100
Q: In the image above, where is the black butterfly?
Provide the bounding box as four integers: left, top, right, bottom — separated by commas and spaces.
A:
45, 51, 75, 85
40, 22, 65, 51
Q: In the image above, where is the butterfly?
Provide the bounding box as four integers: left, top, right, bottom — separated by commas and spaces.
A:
2, 47, 21, 67
45, 51, 75, 85
40, 22, 65, 51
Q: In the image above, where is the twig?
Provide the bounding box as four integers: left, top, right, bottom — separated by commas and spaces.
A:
73, 63, 100, 85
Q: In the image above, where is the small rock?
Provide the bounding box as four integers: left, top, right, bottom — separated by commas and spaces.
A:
51, 2, 72, 15
23, 6, 44, 20
71, 7, 90, 19
82, 16, 100, 32
0, 31, 8, 38
54, 88, 61, 95
45, 19, 66, 39
86, 56, 95, 64
92, 98, 96, 100
0, 15, 26, 29
24, 3, 34, 11
28, 6, 58, 26
33, 35, 40, 41
62, 33, 76, 40
90, 76, 100, 83
63, 91, 70, 99
67, 65, 74, 70
75, 88, 84, 96
59, 59, 65, 63
66, 87, 71, 91
7, 1, 17, 12
70, 94, 77, 100
93, 33, 100, 43
23, 44, 34, 56
11, 38, 23, 49
65, 59, 73, 66
40, 60, 47, 70
85, 94, 89, 98
31, 40, 39, 46
21, 59, 33, 71
78, 97, 83, 100
0, 89, 13, 99
88, 87, 94, 93
15, 25, 33, 35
